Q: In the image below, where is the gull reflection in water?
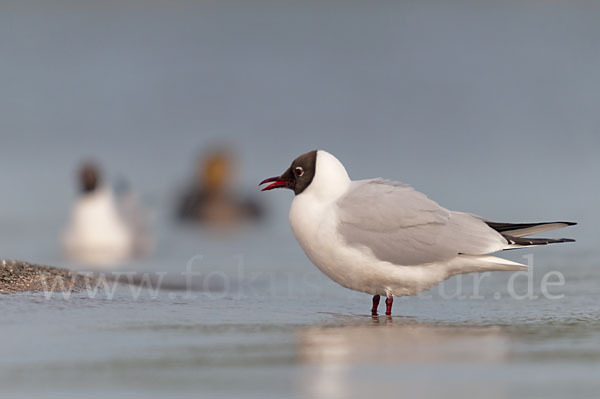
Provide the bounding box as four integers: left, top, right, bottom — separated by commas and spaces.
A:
297, 317, 510, 399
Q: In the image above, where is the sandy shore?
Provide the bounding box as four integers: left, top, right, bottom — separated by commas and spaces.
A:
0, 260, 94, 294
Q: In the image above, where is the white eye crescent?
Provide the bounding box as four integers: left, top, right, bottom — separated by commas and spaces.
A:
295, 167, 304, 177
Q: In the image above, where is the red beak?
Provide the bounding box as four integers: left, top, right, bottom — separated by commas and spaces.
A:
259, 176, 293, 191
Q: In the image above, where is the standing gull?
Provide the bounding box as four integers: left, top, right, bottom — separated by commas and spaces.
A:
260, 150, 576, 316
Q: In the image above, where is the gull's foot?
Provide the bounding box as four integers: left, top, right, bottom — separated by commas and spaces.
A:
371, 295, 380, 316
385, 296, 393, 316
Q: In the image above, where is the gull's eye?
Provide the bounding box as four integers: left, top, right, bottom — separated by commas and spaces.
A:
295, 167, 304, 177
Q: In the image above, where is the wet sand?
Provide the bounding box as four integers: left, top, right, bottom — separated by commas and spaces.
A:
0, 260, 93, 294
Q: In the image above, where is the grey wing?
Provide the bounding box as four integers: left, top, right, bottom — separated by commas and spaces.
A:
336, 179, 508, 265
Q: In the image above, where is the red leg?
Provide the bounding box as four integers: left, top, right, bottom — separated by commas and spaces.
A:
371, 295, 380, 315
385, 296, 393, 316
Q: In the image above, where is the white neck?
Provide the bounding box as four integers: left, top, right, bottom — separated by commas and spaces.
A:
301, 150, 351, 202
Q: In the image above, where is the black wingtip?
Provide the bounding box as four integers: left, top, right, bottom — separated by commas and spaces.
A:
487, 220, 578, 233
553, 221, 578, 227
505, 236, 576, 246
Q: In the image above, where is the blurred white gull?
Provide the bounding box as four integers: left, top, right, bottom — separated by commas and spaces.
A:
62, 163, 151, 266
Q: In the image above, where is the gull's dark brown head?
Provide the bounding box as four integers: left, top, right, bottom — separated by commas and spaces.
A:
79, 162, 101, 194
259, 150, 318, 195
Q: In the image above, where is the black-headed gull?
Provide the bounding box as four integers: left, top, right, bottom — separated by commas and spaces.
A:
63, 163, 152, 266
260, 150, 576, 316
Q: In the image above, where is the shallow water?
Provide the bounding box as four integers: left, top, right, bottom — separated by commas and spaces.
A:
1, 223, 599, 398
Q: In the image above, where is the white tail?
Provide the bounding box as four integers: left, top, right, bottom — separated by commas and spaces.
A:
447, 255, 527, 277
